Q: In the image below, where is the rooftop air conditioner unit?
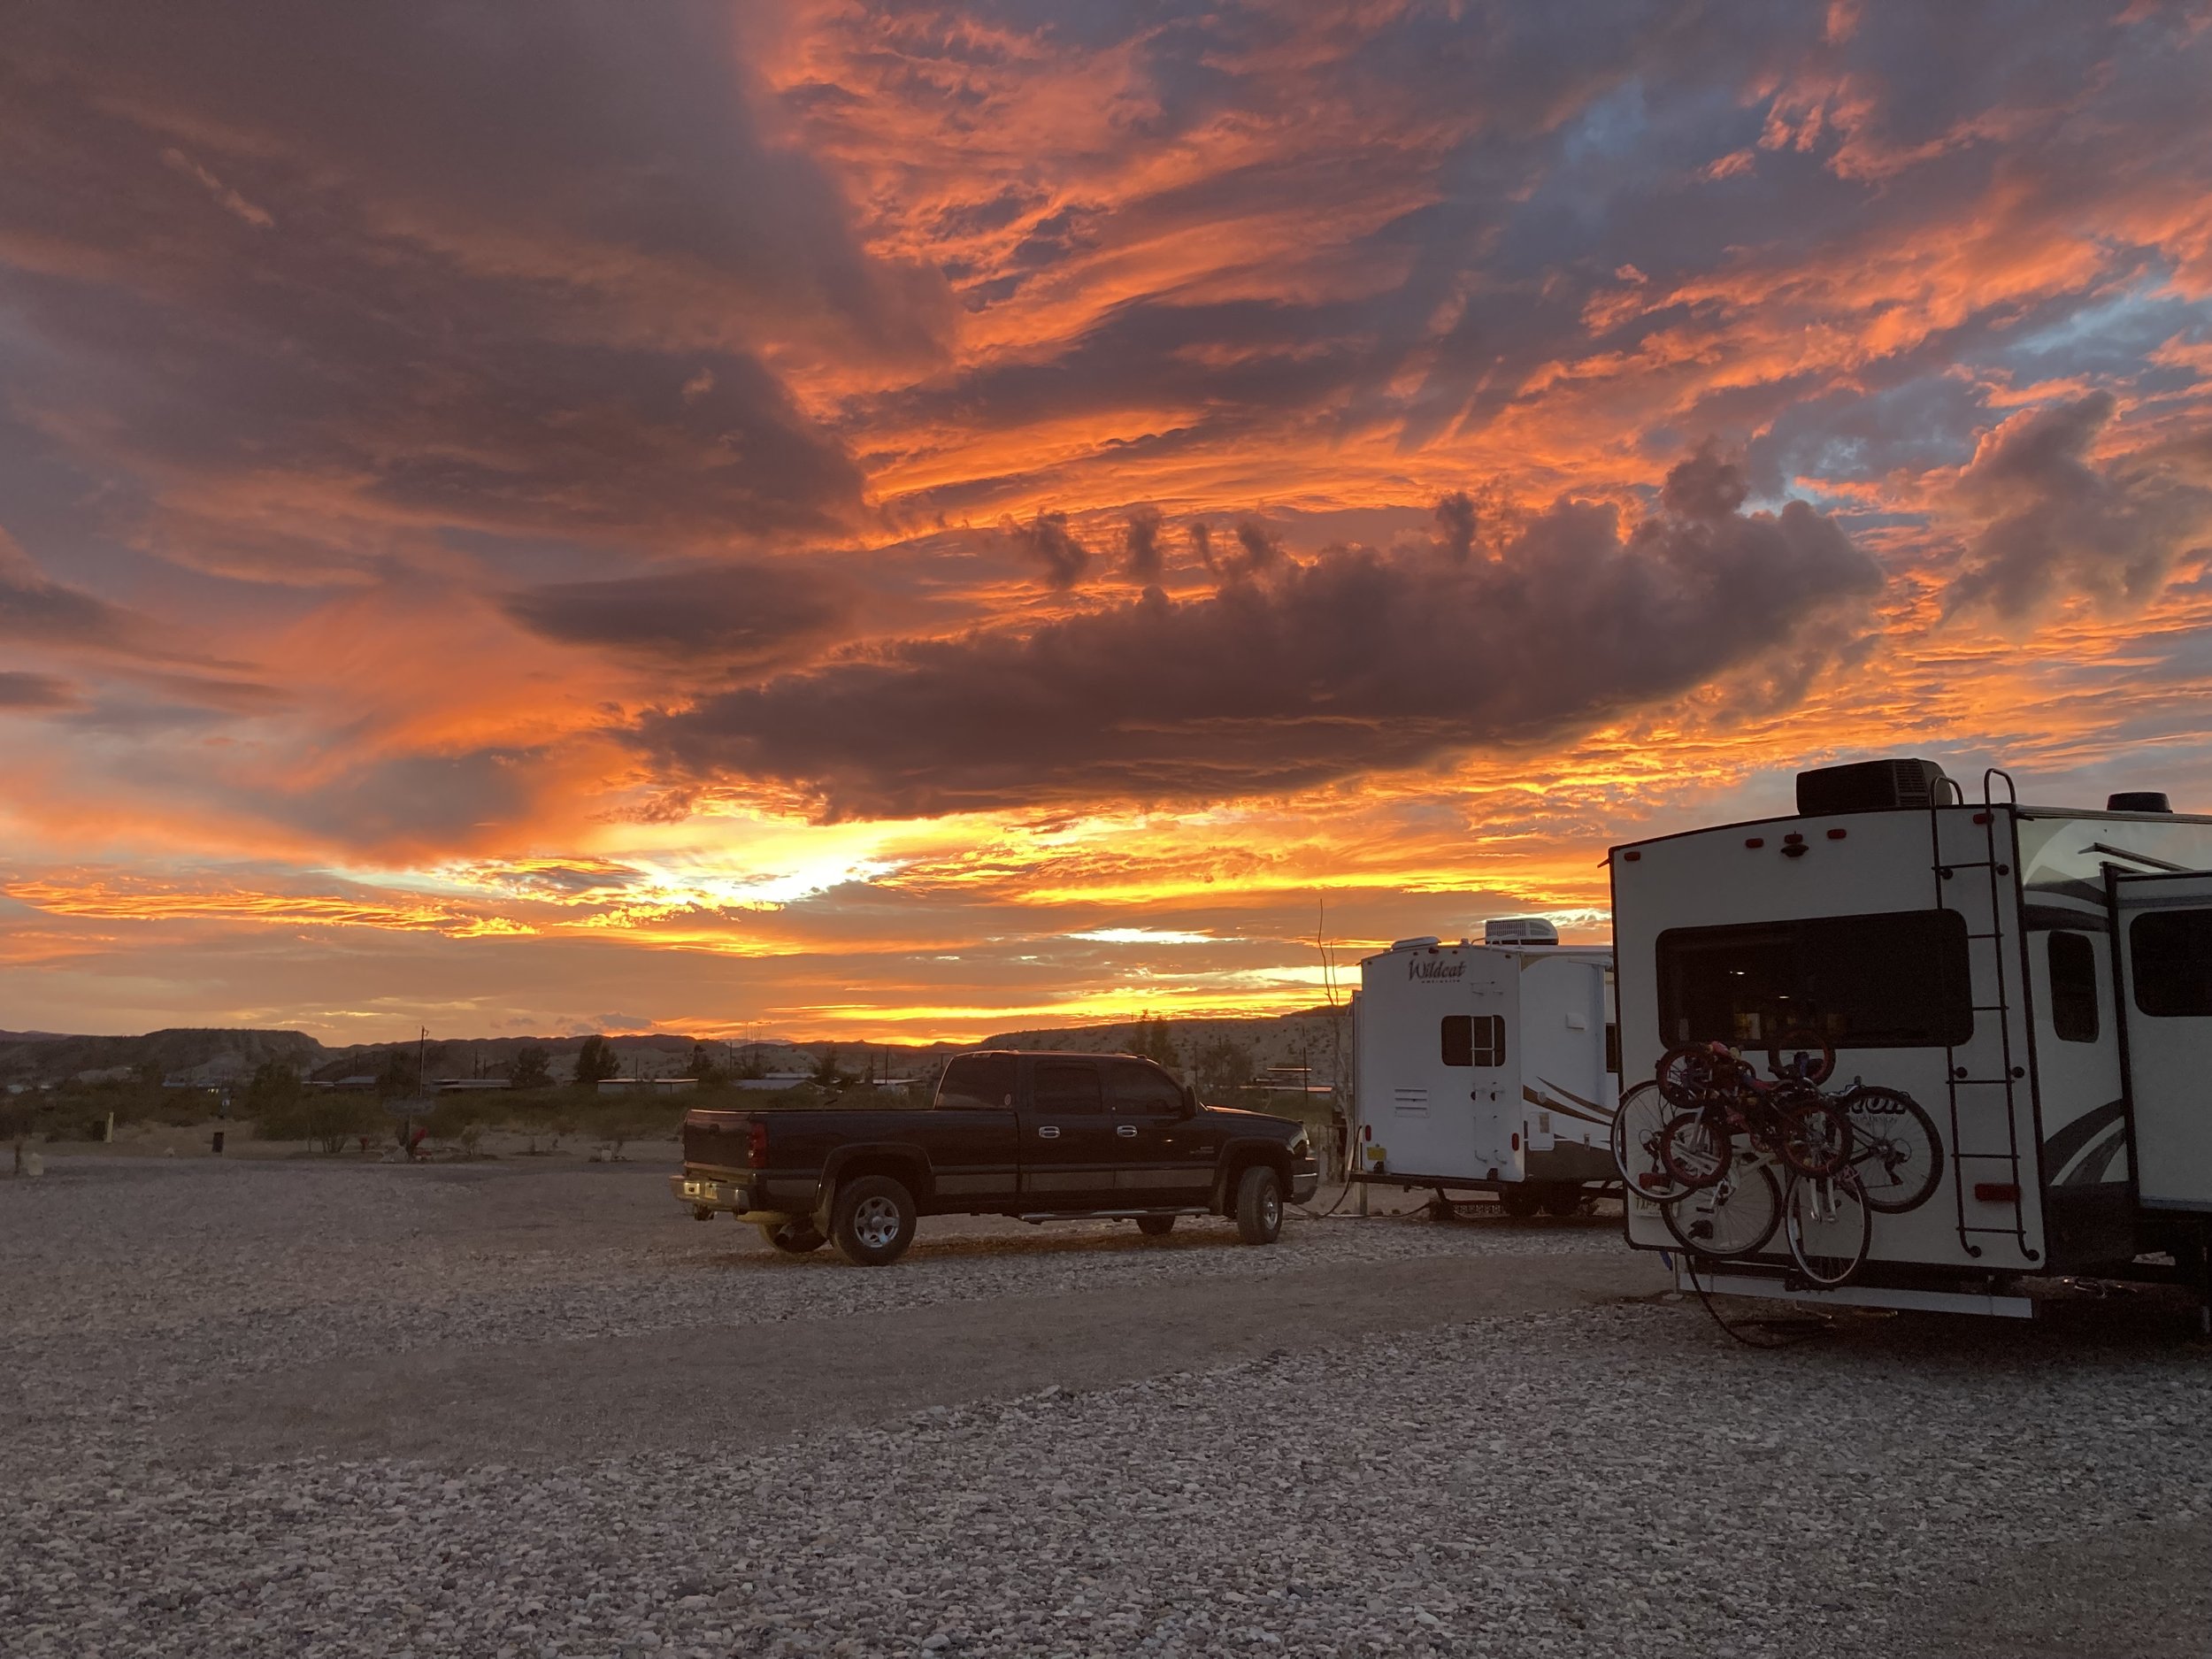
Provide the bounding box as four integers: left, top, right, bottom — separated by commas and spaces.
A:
1484, 917, 1559, 946
1795, 757, 1952, 816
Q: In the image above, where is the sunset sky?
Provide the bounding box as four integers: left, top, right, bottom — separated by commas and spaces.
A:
4, 1, 2211, 1042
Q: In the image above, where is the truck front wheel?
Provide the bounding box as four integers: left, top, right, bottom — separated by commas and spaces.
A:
831, 1175, 918, 1266
1234, 1165, 1283, 1245
758, 1219, 826, 1254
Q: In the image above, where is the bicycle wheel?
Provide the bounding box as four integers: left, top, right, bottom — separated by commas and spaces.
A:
1842, 1087, 1944, 1214
1766, 1029, 1836, 1086
1656, 1042, 1731, 1108
1658, 1108, 1733, 1190
1773, 1087, 1854, 1178
1611, 1081, 1686, 1200
1662, 1160, 1782, 1258
1785, 1170, 1871, 1286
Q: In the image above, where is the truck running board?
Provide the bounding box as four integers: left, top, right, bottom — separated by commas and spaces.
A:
1016, 1207, 1212, 1224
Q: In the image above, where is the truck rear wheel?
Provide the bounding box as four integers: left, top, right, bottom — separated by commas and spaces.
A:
758, 1219, 826, 1254
830, 1175, 918, 1266
1234, 1165, 1283, 1245
1135, 1215, 1176, 1238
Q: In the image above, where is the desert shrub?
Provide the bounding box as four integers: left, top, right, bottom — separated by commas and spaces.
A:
253, 1091, 385, 1152
422, 1094, 494, 1156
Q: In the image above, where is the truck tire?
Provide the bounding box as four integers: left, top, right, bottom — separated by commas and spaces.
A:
1498, 1183, 1543, 1219
1135, 1215, 1176, 1238
830, 1175, 918, 1266
1540, 1183, 1585, 1218
1234, 1165, 1283, 1245
758, 1219, 826, 1254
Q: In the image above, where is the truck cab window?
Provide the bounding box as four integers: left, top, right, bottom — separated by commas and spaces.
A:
1656, 910, 1973, 1048
2047, 930, 2101, 1042
935, 1053, 1018, 1110
1440, 1015, 1504, 1067
1033, 1060, 1104, 1113
2131, 908, 2212, 1018
1104, 1059, 1183, 1114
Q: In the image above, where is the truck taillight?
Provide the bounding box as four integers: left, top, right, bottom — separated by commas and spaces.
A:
747, 1121, 769, 1167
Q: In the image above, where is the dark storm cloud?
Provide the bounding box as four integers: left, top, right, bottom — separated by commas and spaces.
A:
1009, 511, 1090, 589
0, 672, 76, 710
505, 564, 855, 671
0, 1, 941, 576
1432, 493, 1478, 563
1948, 394, 2212, 618
1121, 508, 1165, 582
635, 459, 1883, 818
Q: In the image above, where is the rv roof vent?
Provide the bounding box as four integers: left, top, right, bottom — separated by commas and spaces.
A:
1795, 757, 1951, 816
2108, 791, 2172, 813
1390, 935, 1441, 951
1484, 917, 1559, 946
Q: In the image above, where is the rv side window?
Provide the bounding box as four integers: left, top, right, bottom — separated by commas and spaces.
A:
1440, 1016, 1504, 1067
2131, 909, 2212, 1018
2047, 931, 2101, 1042
1655, 910, 1973, 1048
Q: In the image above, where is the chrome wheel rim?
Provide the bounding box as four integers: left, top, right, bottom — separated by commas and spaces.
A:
853, 1195, 902, 1249
1262, 1189, 1279, 1228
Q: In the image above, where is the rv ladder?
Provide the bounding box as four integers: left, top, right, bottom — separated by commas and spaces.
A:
1925, 770, 2036, 1264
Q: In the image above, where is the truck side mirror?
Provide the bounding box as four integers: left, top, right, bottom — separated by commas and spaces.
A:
1182, 1085, 1202, 1115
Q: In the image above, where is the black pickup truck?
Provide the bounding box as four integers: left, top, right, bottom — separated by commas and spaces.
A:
671, 1049, 1321, 1265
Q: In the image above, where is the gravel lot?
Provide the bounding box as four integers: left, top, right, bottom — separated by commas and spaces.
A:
3, 1155, 2208, 1657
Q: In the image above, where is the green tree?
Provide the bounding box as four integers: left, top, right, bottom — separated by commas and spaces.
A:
1130, 1012, 1180, 1073
376, 1047, 419, 1095
509, 1044, 551, 1089
810, 1045, 847, 1087
685, 1041, 724, 1085
1191, 1036, 1252, 1097
572, 1034, 619, 1087
243, 1060, 301, 1117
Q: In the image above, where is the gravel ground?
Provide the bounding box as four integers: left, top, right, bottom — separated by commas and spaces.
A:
3, 1156, 2208, 1657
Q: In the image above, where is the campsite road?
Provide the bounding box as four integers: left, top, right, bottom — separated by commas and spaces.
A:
4, 1156, 2208, 1659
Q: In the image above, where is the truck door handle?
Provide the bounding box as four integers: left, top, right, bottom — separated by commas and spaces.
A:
1037, 1125, 1060, 1140
1116, 1125, 1137, 1138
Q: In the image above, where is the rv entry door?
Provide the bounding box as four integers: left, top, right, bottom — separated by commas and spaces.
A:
2113, 869, 2212, 1213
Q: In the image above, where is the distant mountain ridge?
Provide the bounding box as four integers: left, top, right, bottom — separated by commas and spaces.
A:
0, 1010, 1348, 1087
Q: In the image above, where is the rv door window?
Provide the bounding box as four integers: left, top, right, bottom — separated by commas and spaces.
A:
2047, 930, 2101, 1042
1655, 910, 1973, 1048
2131, 908, 2212, 1018
1440, 1015, 1505, 1067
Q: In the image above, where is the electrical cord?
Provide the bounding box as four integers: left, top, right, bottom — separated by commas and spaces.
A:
1677, 1252, 1835, 1348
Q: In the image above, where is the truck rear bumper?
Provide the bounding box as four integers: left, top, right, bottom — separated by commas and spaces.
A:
672, 1172, 756, 1214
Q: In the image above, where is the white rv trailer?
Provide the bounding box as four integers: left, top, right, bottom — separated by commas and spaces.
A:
1611, 757, 2212, 1319
1349, 917, 1620, 1215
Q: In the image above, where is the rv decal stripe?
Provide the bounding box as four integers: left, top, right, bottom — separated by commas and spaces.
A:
1522, 1084, 1611, 1125
2041, 1097, 2125, 1176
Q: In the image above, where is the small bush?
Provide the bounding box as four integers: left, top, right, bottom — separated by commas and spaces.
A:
253, 1092, 385, 1152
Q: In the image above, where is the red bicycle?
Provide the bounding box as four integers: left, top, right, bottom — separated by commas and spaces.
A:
1654, 1040, 1853, 1190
